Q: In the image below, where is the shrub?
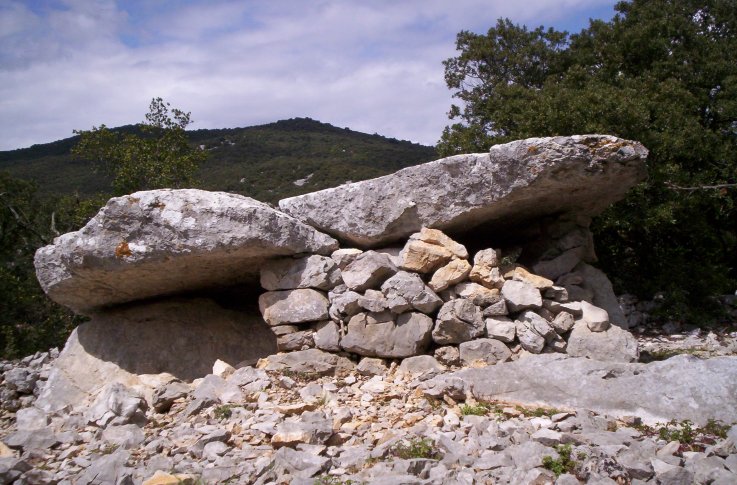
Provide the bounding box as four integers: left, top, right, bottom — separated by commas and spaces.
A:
390, 437, 442, 460
213, 405, 235, 420
542, 444, 577, 477
460, 403, 490, 416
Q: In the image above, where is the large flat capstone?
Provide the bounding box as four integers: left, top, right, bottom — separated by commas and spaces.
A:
279, 135, 647, 248
422, 354, 737, 425
34, 189, 338, 313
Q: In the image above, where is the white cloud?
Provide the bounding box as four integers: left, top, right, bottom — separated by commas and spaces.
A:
0, 0, 617, 150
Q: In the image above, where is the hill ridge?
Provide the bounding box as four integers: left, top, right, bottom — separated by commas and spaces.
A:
0, 118, 437, 203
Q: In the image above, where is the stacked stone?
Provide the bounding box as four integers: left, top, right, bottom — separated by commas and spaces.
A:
258, 228, 638, 364
258, 255, 343, 352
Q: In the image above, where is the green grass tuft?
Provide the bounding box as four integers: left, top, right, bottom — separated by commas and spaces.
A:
390, 437, 442, 460
542, 444, 577, 477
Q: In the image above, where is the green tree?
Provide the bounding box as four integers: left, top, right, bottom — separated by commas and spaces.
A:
0, 173, 97, 357
440, 0, 737, 321
72, 97, 206, 195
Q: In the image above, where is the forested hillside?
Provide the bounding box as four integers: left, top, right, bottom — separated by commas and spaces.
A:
0, 118, 437, 204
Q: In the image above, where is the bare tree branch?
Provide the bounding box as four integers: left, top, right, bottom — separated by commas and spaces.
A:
664, 182, 737, 192
0, 192, 49, 245
50, 211, 59, 237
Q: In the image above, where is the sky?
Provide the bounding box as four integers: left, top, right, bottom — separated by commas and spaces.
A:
0, 0, 619, 151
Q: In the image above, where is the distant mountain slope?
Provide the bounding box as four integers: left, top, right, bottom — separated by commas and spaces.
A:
0, 118, 438, 204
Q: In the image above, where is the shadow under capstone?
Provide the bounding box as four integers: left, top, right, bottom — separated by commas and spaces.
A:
74, 297, 277, 381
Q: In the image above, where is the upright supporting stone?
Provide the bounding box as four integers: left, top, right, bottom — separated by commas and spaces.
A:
36, 298, 276, 413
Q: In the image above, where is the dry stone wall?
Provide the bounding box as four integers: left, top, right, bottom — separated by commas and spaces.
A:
258, 228, 639, 364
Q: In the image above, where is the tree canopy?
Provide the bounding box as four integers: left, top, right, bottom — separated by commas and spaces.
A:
0, 174, 96, 357
440, 0, 737, 320
72, 97, 206, 195
0, 98, 209, 357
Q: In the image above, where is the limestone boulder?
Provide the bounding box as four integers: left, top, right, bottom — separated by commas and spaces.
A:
483, 298, 509, 317
566, 320, 639, 363
4, 428, 59, 451
434, 346, 461, 366
432, 299, 485, 344
509, 267, 554, 290
357, 289, 389, 313
276, 329, 314, 352
35, 189, 338, 313
544, 300, 582, 317
546, 334, 568, 353
279, 135, 647, 248
15, 408, 48, 430
35, 298, 276, 414
260, 255, 342, 291
330, 248, 363, 269
485, 317, 516, 343
399, 240, 454, 273
409, 228, 468, 259
162, 379, 227, 412
150, 381, 190, 413
328, 287, 362, 317
501, 280, 542, 312
459, 339, 512, 366
580, 300, 611, 332
85, 383, 147, 428
515, 321, 545, 354
356, 358, 389, 376
550, 311, 575, 334
259, 349, 353, 376
264, 447, 330, 480
259, 289, 329, 326
380, 271, 442, 314
428, 259, 472, 292
313, 321, 341, 352
469, 249, 505, 289
271, 410, 333, 448
453, 282, 501, 308
517, 311, 556, 342
341, 312, 433, 358
397, 355, 447, 376
341, 251, 397, 291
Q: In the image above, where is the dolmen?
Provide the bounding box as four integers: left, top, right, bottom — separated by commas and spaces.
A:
33, 134, 650, 412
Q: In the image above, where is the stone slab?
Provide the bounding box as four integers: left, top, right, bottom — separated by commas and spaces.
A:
279, 136, 647, 248
422, 354, 737, 425
35, 189, 338, 313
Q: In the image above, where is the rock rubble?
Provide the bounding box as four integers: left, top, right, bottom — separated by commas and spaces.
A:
1, 344, 736, 484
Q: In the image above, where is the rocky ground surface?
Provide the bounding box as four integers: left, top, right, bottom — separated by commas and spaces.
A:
1, 317, 736, 485
622, 294, 737, 362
